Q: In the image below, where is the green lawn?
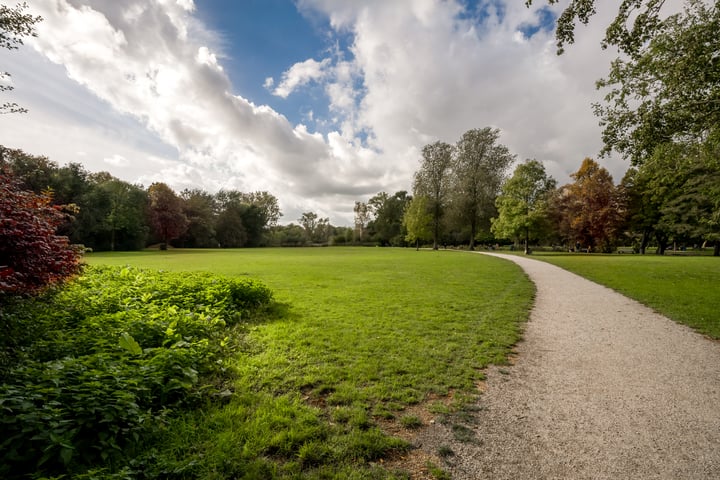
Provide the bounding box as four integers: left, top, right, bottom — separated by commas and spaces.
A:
524, 252, 720, 338
85, 247, 534, 478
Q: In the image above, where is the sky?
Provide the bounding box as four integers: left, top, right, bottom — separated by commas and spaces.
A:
0, 0, 644, 225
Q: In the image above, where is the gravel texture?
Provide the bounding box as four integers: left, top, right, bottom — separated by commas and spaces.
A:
415, 252, 720, 479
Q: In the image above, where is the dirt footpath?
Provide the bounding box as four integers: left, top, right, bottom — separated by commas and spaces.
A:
417, 252, 720, 479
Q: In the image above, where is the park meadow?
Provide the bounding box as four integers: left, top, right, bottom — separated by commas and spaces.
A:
3, 246, 718, 479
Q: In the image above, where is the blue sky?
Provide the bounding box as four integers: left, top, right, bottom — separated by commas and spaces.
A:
0, 0, 629, 225
196, 0, 332, 126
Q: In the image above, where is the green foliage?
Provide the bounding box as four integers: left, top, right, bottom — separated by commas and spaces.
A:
527, 0, 667, 56
403, 196, 433, 247
595, 0, 720, 164
451, 127, 515, 249
413, 141, 454, 249
0, 266, 272, 478
0, 2, 42, 113
492, 159, 556, 251
368, 191, 411, 246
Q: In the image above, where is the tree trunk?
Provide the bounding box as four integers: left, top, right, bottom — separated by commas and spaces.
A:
639, 228, 652, 254
656, 237, 668, 255
468, 219, 476, 251
524, 227, 530, 254
714, 242, 719, 257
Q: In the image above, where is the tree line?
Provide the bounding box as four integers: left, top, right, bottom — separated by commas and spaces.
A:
396, 0, 720, 256
0, 147, 282, 250
363, 126, 719, 256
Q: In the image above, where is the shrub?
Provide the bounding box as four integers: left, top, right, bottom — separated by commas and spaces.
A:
0, 171, 83, 295
0, 266, 273, 478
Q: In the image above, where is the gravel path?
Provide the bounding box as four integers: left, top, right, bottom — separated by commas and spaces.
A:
417, 252, 720, 479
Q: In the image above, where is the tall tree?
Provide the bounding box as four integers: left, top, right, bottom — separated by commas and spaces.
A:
94, 178, 148, 251
413, 141, 453, 250
244, 191, 282, 228
0, 146, 56, 192
216, 202, 247, 248
178, 188, 217, 248
368, 191, 411, 246
451, 128, 514, 250
1, 2, 42, 114
595, 0, 720, 165
299, 211, 319, 242
556, 158, 622, 252
403, 195, 433, 251
313, 216, 332, 244
529, 0, 671, 56
640, 136, 720, 255
492, 159, 557, 254
215, 189, 280, 246
616, 167, 663, 254
148, 182, 188, 249
353, 201, 370, 243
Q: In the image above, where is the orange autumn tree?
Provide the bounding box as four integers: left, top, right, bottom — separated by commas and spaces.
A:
553, 158, 623, 252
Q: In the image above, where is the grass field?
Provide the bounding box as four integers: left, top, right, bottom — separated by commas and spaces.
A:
524, 253, 720, 338
86, 247, 534, 477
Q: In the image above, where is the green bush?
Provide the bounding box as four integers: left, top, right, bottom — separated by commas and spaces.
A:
0, 266, 273, 478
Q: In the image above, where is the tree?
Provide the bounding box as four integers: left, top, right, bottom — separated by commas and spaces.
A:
1, 2, 42, 114
94, 178, 148, 251
244, 191, 282, 228
148, 182, 188, 249
368, 191, 411, 246
555, 158, 622, 252
0, 171, 82, 294
215, 202, 247, 248
492, 159, 557, 254
215, 190, 280, 247
177, 188, 217, 248
631, 136, 720, 255
616, 167, 663, 254
595, 1, 720, 165
298, 211, 319, 243
0, 146, 56, 192
353, 201, 370, 243
529, 0, 671, 56
451, 128, 514, 250
413, 141, 453, 250
403, 195, 433, 250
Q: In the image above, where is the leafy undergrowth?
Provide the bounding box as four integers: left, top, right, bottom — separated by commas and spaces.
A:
0, 266, 279, 479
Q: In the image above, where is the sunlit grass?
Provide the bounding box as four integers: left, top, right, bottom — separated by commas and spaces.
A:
87, 247, 533, 477
526, 252, 720, 338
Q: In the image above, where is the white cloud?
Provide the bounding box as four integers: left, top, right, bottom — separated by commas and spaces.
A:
272, 57, 331, 98
1, 0, 672, 226
104, 154, 129, 167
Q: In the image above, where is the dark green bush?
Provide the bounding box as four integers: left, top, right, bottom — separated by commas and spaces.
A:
0, 266, 273, 479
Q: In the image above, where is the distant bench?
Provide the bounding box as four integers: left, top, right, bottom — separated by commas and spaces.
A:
617, 247, 635, 254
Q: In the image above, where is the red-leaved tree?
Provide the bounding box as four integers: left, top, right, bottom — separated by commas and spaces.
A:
0, 172, 83, 294
148, 182, 188, 249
